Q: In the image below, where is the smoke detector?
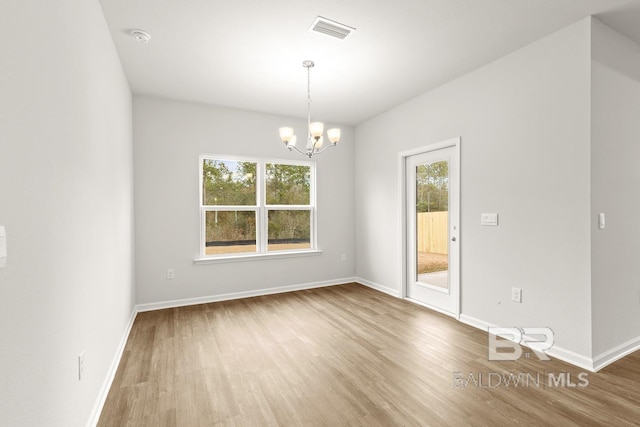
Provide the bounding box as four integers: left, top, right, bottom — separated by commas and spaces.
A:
308, 16, 355, 40
130, 29, 151, 43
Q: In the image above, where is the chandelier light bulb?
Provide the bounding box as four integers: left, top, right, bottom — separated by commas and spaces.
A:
279, 127, 294, 142
327, 128, 341, 144
309, 122, 324, 138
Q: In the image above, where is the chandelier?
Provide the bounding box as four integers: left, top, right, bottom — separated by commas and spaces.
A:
278, 60, 341, 158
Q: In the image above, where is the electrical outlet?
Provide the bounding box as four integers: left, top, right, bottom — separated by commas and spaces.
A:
512, 287, 522, 303
341, 253, 346, 262
78, 351, 85, 381
166, 268, 175, 280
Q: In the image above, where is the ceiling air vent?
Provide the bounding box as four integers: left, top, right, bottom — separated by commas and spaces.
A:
308, 16, 355, 40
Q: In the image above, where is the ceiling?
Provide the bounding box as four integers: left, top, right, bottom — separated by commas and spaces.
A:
98, 0, 640, 125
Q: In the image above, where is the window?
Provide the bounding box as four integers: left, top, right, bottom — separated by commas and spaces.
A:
200, 156, 315, 258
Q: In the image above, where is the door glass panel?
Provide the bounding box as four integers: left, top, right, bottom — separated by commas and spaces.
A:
415, 160, 449, 290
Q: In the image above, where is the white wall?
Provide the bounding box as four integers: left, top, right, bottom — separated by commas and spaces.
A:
133, 96, 355, 305
355, 20, 593, 357
0, 1, 134, 425
591, 19, 640, 358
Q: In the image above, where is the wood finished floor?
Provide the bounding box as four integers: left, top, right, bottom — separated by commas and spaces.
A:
98, 283, 640, 426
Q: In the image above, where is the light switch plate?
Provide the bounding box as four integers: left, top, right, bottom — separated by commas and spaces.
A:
512, 287, 522, 303
481, 213, 498, 226
0, 226, 6, 268
598, 213, 605, 229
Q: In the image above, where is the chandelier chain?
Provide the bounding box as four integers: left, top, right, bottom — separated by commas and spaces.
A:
307, 64, 312, 140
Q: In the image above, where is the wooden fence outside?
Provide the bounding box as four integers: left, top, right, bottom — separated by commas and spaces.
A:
417, 211, 448, 254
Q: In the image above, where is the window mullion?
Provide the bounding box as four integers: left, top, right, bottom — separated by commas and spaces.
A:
202, 205, 259, 211
258, 161, 267, 253
264, 205, 310, 210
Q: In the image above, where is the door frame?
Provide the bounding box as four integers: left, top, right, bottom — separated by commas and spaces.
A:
398, 137, 461, 318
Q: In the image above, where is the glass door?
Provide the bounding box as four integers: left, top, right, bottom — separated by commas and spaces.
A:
406, 143, 459, 316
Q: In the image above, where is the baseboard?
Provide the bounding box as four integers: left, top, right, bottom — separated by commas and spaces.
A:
355, 277, 401, 297
135, 277, 357, 312
546, 346, 595, 372
86, 307, 137, 427
459, 314, 595, 372
592, 335, 640, 372
459, 314, 492, 332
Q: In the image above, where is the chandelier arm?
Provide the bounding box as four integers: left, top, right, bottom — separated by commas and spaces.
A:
313, 144, 337, 155
287, 144, 307, 157
310, 138, 320, 155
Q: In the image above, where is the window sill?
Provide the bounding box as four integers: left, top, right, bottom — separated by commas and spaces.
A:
194, 249, 323, 265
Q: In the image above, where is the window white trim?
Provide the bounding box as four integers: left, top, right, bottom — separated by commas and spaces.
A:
194, 249, 323, 265
198, 155, 316, 260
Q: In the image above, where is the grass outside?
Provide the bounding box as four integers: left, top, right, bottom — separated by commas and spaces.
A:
206, 242, 310, 255
418, 251, 448, 274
